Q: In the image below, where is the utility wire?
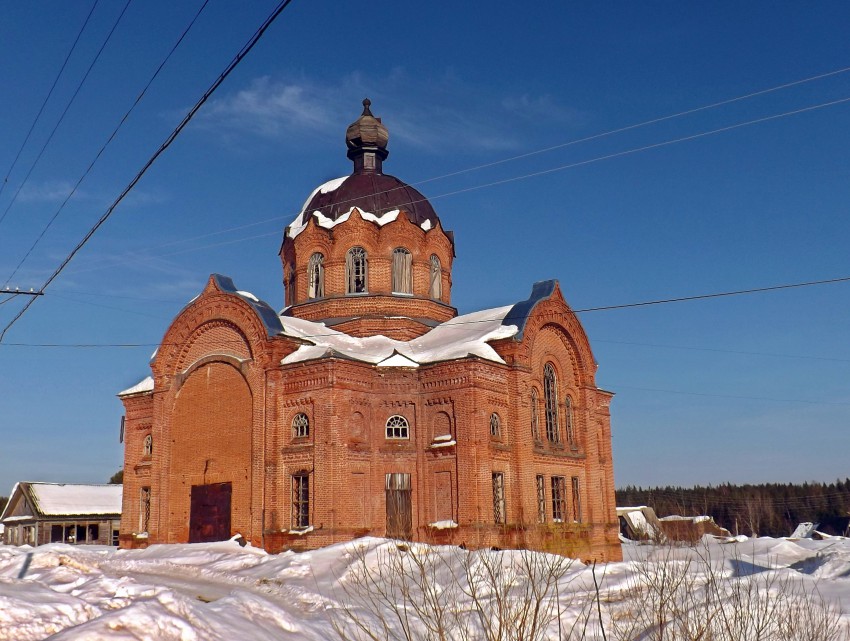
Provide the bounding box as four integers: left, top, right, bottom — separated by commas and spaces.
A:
411, 64, 850, 189
0, 0, 100, 201
5, 272, 850, 345
593, 338, 850, 364
610, 384, 850, 406
0, 0, 133, 228
64, 90, 850, 279
0, 0, 296, 342
3, 0, 211, 287
58, 64, 850, 277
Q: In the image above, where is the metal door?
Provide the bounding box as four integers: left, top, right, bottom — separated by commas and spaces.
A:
189, 482, 232, 543
385, 473, 412, 539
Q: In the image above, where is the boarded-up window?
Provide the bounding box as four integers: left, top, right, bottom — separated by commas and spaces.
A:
492, 473, 505, 524
308, 253, 324, 298
434, 471, 453, 523
536, 475, 546, 523
551, 476, 567, 522
392, 247, 412, 294
346, 247, 368, 294
386, 473, 412, 539
571, 477, 582, 522
139, 487, 151, 532
429, 254, 442, 300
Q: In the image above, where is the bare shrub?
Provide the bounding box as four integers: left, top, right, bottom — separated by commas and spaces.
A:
327, 540, 586, 641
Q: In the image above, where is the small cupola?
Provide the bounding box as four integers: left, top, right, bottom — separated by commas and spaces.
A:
346, 98, 389, 174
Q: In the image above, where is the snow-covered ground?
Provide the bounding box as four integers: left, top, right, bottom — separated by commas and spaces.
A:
2, 535, 850, 640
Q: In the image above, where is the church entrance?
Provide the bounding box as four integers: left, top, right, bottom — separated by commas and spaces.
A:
385, 473, 412, 539
189, 482, 232, 543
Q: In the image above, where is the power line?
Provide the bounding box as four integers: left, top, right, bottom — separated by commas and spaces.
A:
59, 65, 850, 278
570, 275, 850, 313
0, 0, 133, 228
610, 384, 850, 406
0, 0, 100, 201
0, 0, 296, 343
411, 64, 850, 189
6, 271, 850, 345
72, 92, 850, 278
593, 338, 850, 364
3, 0, 212, 287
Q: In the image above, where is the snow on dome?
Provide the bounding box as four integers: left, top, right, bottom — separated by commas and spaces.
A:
28, 483, 122, 516
236, 290, 259, 302
288, 204, 406, 239
118, 375, 154, 396
280, 305, 517, 368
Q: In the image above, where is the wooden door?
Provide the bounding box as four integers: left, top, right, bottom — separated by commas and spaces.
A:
385, 473, 412, 539
189, 482, 232, 543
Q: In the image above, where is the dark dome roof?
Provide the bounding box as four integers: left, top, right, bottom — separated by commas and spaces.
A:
301, 173, 440, 228
299, 99, 442, 230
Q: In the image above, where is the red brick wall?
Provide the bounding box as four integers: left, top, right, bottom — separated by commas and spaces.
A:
120, 257, 620, 562
280, 209, 456, 338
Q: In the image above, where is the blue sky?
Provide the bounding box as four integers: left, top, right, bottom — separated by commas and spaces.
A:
1, 1, 850, 495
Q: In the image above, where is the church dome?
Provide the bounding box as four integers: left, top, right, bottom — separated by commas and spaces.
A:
299, 99, 441, 229
300, 173, 440, 228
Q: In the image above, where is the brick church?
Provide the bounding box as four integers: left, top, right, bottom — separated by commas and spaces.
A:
118, 100, 622, 561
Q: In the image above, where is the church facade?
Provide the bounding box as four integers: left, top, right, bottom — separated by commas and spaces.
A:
118, 101, 621, 561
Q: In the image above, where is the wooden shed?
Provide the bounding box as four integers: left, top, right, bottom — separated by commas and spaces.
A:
0, 482, 121, 546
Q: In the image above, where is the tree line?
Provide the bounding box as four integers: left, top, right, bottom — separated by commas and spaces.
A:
616, 479, 850, 537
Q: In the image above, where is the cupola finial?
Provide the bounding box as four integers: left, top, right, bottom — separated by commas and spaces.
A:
346, 98, 389, 174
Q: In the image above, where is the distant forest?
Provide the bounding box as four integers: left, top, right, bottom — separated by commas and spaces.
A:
616, 480, 850, 538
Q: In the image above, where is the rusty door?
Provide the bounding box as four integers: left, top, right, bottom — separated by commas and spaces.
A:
189, 482, 232, 543
385, 473, 412, 539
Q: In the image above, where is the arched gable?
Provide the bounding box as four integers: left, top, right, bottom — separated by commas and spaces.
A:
503, 280, 598, 389
153, 274, 283, 380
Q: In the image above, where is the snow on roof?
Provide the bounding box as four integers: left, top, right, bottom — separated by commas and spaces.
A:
27, 483, 122, 517
280, 305, 517, 368
287, 185, 433, 239
118, 375, 154, 397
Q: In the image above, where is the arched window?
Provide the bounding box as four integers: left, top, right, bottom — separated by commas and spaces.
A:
307, 253, 324, 299
565, 396, 576, 447
346, 247, 368, 294
386, 415, 409, 439
543, 363, 560, 443
292, 413, 309, 438
429, 254, 442, 300
143, 434, 152, 457
489, 412, 501, 438
392, 247, 412, 294
531, 388, 541, 441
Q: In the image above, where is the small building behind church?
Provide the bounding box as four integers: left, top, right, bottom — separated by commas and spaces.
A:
117, 101, 622, 561
1, 482, 121, 546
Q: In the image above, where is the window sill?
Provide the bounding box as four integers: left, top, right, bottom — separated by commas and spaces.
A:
288, 525, 314, 536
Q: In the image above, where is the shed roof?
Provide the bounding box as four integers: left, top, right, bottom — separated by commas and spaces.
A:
1, 482, 122, 520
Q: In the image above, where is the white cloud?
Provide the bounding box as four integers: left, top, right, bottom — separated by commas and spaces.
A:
194, 71, 583, 155
17, 180, 90, 203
